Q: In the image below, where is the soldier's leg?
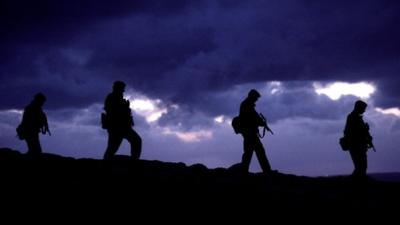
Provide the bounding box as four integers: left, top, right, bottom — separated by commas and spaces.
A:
349, 149, 365, 177
254, 138, 271, 173
359, 150, 368, 176
26, 134, 42, 156
104, 131, 123, 160
125, 128, 142, 160
241, 135, 254, 173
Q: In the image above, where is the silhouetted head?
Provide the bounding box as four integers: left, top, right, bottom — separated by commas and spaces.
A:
248, 89, 261, 102
33, 92, 46, 106
354, 100, 367, 114
113, 81, 126, 93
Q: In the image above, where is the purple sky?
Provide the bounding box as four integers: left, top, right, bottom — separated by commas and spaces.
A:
1, 0, 400, 176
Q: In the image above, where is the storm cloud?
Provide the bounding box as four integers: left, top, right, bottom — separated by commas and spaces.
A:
1, 0, 400, 109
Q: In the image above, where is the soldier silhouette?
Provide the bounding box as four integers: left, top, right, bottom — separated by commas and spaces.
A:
102, 81, 142, 160
343, 100, 375, 179
238, 89, 275, 174
18, 92, 50, 156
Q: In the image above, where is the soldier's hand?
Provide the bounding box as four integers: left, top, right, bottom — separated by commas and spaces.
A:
42, 126, 51, 135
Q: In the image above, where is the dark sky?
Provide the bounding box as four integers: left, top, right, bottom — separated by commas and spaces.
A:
1, 0, 400, 176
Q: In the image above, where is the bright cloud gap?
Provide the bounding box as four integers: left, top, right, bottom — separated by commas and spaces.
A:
126, 93, 167, 123
269, 81, 282, 95
214, 115, 225, 124
376, 107, 400, 117
162, 128, 213, 143
313, 81, 376, 100
125, 92, 216, 143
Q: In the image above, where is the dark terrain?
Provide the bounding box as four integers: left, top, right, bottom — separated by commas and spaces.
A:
0, 147, 399, 220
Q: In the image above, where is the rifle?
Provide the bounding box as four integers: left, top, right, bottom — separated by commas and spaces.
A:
260, 113, 274, 135
369, 141, 376, 152
365, 123, 375, 152
367, 136, 376, 152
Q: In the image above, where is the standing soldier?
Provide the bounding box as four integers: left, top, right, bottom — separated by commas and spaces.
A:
238, 89, 275, 174
343, 100, 375, 179
102, 81, 142, 160
18, 93, 50, 156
